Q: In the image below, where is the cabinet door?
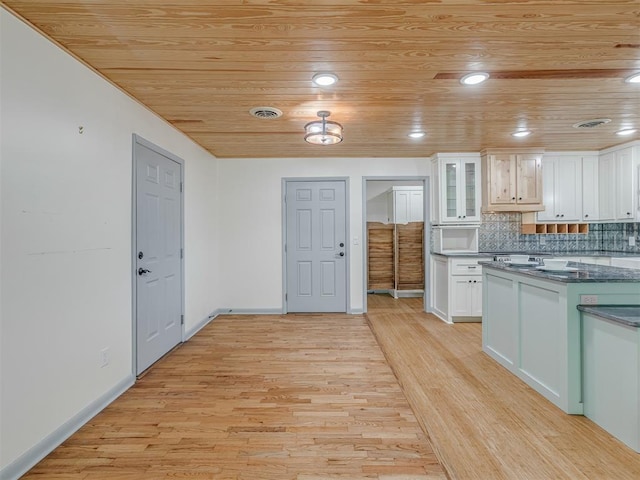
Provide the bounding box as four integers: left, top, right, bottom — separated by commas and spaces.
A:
538, 157, 557, 221
462, 159, 481, 222
581, 155, 599, 221
443, 160, 460, 221
471, 279, 483, 317
393, 190, 411, 224
409, 190, 424, 222
516, 153, 543, 205
598, 152, 616, 221
555, 156, 582, 221
489, 154, 517, 205
451, 276, 481, 317
615, 147, 635, 220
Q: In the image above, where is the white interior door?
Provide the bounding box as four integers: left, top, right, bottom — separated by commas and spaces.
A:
134, 137, 183, 375
285, 180, 347, 312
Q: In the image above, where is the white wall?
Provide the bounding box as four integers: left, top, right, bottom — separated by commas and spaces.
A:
217, 158, 429, 313
0, 10, 220, 474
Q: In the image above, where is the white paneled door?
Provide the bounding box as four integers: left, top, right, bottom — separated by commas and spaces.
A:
285, 180, 347, 312
134, 137, 183, 375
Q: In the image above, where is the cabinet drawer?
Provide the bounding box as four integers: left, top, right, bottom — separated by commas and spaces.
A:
450, 258, 489, 275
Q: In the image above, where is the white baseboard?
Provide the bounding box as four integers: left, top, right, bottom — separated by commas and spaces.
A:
217, 308, 284, 315
184, 309, 224, 340
0, 375, 135, 480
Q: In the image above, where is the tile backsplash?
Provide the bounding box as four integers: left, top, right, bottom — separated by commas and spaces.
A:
478, 213, 640, 254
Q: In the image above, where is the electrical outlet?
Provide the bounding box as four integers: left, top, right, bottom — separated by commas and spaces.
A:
580, 295, 598, 305
629, 236, 636, 247
100, 347, 110, 368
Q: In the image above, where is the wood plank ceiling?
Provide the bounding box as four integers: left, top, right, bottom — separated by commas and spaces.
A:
3, 0, 640, 158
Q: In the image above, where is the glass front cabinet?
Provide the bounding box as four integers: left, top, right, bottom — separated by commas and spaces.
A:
431, 153, 481, 224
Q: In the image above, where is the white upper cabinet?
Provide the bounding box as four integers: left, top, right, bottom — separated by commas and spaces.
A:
431, 153, 481, 224
538, 155, 582, 222
387, 186, 423, 224
581, 155, 599, 222
599, 144, 639, 222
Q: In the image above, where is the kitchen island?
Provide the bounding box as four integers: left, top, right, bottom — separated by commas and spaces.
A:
481, 261, 640, 414
577, 305, 640, 452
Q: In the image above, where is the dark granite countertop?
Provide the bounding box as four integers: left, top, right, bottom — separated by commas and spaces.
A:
481, 261, 640, 283
431, 251, 640, 259
577, 305, 640, 328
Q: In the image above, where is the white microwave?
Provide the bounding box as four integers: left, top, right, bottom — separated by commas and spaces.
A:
432, 225, 479, 254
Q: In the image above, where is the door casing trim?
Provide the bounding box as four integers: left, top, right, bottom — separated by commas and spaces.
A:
282, 177, 351, 314
362, 176, 431, 314
131, 134, 185, 377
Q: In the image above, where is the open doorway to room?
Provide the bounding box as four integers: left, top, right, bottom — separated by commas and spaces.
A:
363, 177, 430, 314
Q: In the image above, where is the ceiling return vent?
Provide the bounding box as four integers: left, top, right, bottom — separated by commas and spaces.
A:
249, 106, 283, 119
572, 118, 612, 129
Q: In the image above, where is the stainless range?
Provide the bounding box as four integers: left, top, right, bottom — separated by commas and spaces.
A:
492, 254, 547, 263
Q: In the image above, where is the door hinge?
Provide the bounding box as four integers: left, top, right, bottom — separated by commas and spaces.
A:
180, 248, 183, 259
181, 314, 184, 325
180, 182, 183, 193
285, 293, 287, 301
284, 243, 287, 252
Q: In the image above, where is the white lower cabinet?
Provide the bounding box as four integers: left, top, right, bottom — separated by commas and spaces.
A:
451, 276, 482, 318
431, 256, 490, 323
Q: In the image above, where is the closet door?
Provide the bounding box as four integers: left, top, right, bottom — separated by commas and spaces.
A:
367, 223, 394, 290
396, 223, 424, 290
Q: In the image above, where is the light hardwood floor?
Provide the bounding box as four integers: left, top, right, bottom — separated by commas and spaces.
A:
20, 297, 640, 479
22, 312, 446, 479
366, 293, 640, 480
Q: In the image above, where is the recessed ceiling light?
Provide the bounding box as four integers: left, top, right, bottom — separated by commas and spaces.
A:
312, 73, 338, 87
616, 128, 637, 136
512, 130, 532, 138
408, 131, 426, 139
460, 72, 490, 85
624, 72, 640, 84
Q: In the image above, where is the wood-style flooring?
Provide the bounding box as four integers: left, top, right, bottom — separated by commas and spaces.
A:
21, 312, 446, 479
20, 295, 640, 479
366, 293, 640, 480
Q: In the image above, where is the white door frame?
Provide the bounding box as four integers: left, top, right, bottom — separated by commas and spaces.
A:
362, 176, 431, 314
282, 177, 351, 314
131, 134, 186, 376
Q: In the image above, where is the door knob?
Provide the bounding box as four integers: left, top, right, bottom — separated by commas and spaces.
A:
138, 268, 151, 275
339, 252, 345, 257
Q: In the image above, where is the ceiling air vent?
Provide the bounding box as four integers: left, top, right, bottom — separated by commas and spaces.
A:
249, 106, 283, 119
572, 118, 611, 129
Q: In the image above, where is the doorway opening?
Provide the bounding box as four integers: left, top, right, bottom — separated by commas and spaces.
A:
363, 177, 430, 314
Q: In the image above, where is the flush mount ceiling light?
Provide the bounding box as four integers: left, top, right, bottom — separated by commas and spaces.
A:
512, 130, 532, 138
312, 72, 339, 87
304, 111, 343, 145
460, 72, 490, 85
616, 128, 637, 136
408, 131, 426, 139
624, 72, 640, 84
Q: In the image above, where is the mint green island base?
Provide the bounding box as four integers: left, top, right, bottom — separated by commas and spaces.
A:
481, 262, 640, 415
